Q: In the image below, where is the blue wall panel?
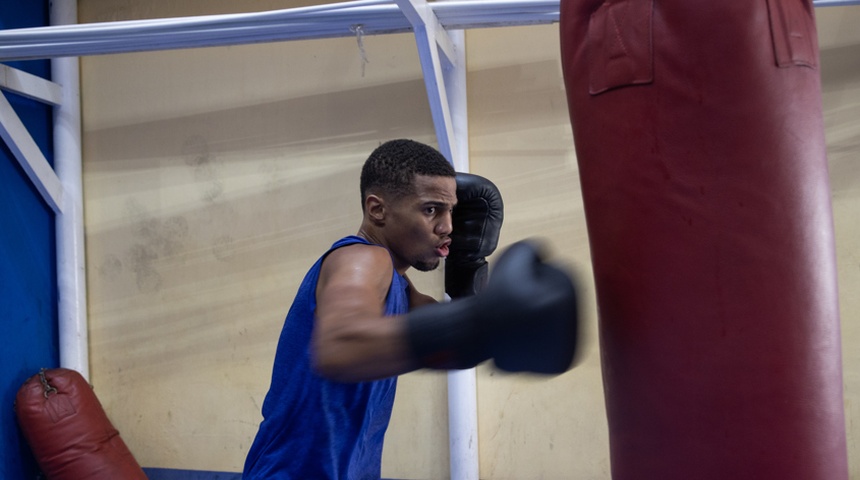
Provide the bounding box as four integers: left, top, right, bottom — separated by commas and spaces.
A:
0, 1, 58, 479
144, 468, 243, 480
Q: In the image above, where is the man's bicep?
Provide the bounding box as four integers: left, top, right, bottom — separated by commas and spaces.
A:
315, 245, 392, 326
311, 245, 413, 381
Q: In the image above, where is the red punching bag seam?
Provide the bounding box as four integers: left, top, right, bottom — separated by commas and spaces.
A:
609, 6, 631, 58
765, 0, 818, 69
587, 0, 654, 95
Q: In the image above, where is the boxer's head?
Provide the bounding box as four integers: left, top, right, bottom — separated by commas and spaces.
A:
360, 139, 455, 211
359, 139, 456, 272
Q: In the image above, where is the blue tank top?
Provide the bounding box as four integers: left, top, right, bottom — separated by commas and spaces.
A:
243, 236, 410, 479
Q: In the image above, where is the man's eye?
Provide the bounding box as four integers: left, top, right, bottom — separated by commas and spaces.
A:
425, 207, 436, 215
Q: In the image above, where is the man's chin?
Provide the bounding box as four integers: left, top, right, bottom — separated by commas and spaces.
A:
413, 259, 441, 272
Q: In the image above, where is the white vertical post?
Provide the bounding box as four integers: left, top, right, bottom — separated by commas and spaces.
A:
447, 367, 479, 480
51, 0, 89, 379
443, 28, 480, 480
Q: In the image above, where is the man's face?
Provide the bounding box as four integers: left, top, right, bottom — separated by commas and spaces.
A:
385, 174, 457, 273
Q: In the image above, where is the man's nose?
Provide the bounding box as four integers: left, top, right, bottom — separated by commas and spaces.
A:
438, 210, 453, 236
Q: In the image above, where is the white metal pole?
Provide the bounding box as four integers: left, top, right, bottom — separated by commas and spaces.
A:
51, 0, 89, 379
447, 367, 480, 480
444, 27, 480, 480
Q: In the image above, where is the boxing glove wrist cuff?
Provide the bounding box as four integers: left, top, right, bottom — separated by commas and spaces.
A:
445, 260, 489, 299
405, 298, 490, 370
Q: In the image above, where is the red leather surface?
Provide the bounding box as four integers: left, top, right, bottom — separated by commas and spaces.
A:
560, 0, 848, 478
15, 368, 147, 480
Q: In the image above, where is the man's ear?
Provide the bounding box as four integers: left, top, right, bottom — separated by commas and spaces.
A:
365, 194, 386, 225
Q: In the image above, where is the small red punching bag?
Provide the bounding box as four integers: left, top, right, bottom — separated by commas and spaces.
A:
560, 0, 848, 479
15, 368, 147, 479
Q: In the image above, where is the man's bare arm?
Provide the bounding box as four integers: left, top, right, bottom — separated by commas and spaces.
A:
311, 244, 417, 382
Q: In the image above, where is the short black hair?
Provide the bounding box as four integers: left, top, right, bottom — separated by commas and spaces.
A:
360, 139, 455, 210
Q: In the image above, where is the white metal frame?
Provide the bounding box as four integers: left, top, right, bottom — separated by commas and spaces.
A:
1, 0, 855, 478
0, 66, 63, 213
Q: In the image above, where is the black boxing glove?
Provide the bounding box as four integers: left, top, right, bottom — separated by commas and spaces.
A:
407, 239, 579, 373
445, 173, 504, 298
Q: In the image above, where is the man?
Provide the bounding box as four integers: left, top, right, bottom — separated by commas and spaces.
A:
243, 139, 577, 479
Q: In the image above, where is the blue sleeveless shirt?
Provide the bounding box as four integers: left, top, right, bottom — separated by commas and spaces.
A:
243, 236, 410, 479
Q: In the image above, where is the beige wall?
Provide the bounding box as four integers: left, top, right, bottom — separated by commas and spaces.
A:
79, 1, 860, 478
820, 6, 860, 476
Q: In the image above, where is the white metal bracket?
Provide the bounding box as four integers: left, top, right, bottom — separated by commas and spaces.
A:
395, 0, 459, 162
0, 64, 63, 106
0, 68, 64, 213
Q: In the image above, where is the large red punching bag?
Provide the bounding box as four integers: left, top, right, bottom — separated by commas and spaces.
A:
560, 1, 848, 479
15, 368, 148, 479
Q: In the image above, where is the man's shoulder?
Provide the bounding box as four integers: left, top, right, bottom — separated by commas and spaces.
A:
324, 241, 391, 266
